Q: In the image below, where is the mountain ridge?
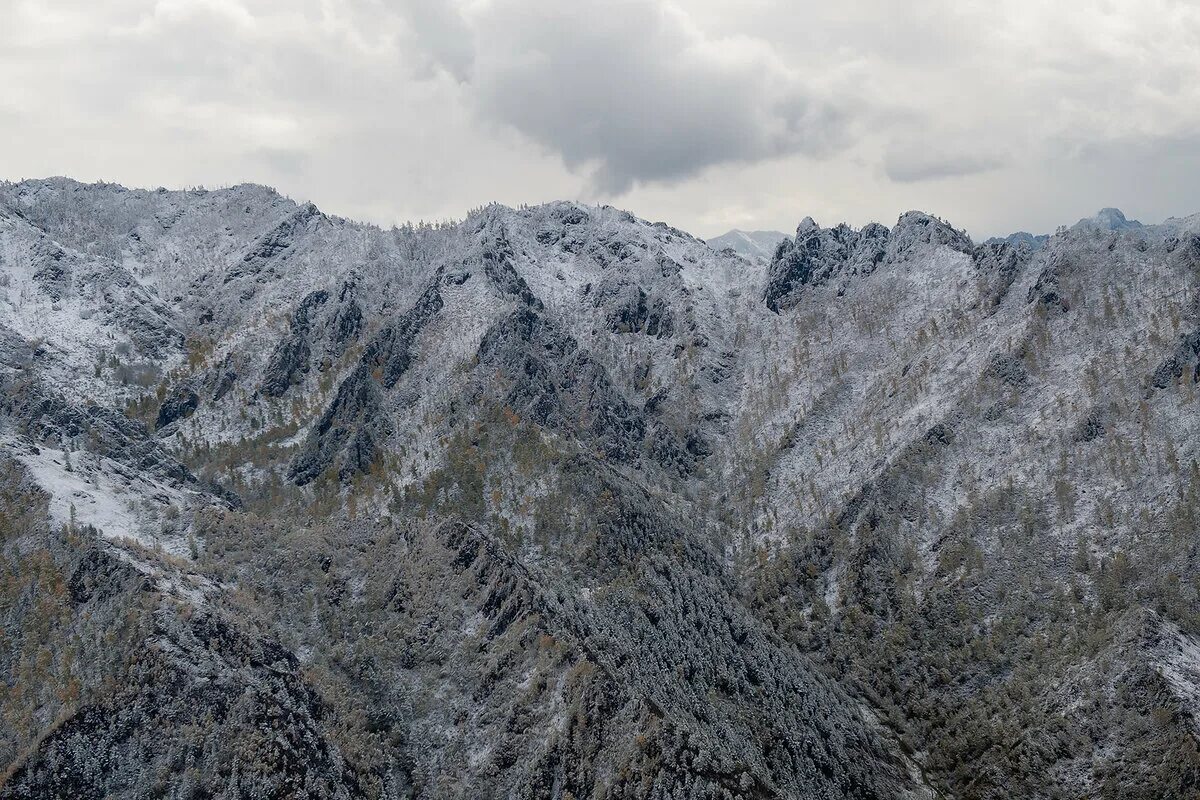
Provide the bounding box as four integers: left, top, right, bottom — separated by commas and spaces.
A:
2, 177, 1199, 799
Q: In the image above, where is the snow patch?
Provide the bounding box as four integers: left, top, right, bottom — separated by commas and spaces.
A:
1152, 620, 1200, 734
6, 435, 198, 557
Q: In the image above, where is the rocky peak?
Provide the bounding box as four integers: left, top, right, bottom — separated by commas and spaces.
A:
1069, 207, 1144, 234
705, 229, 790, 262
796, 216, 820, 236
764, 213, 947, 312
887, 210, 973, 259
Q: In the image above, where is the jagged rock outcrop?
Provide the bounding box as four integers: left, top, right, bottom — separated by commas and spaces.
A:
289, 362, 391, 485
885, 211, 972, 261
225, 201, 326, 286
1149, 328, 1200, 391
288, 276, 443, 484
764, 218, 889, 311
764, 211, 974, 311
155, 384, 199, 430
971, 240, 1032, 309
1077, 207, 1143, 231
3, 373, 193, 484
30, 241, 73, 301
476, 307, 694, 476
1028, 257, 1069, 312
477, 220, 543, 309
262, 289, 328, 397
263, 278, 366, 398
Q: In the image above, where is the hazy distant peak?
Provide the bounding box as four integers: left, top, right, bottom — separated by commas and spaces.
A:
706, 228, 790, 260
1075, 207, 1143, 231
984, 231, 1050, 251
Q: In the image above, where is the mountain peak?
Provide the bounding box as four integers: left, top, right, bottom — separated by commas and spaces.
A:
706, 228, 790, 261
889, 210, 973, 256
1077, 207, 1142, 231
796, 216, 819, 235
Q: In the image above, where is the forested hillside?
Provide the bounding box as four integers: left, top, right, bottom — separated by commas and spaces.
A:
1, 178, 1198, 799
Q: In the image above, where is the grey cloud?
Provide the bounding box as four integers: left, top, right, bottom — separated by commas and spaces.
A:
421, 0, 851, 194
883, 145, 1006, 183
251, 146, 310, 176
395, 0, 475, 81
1052, 132, 1200, 224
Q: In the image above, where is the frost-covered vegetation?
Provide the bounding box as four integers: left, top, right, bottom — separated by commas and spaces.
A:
1, 178, 1198, 798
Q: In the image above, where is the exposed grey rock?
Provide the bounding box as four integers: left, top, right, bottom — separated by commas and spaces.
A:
983, 352, 1029, 388
476, 306, 693, 476
764, 210, 969, 312
478, 308, 643, 457
30, 241, 72, 301
764, 218, 888, 311
972, 239, 1032, 309
885, 211, 973, 262
155, 384, 199, 430
288, 276, 444, 484
983, 231, 1049, 251
1073, 406, 1107, 443
261, 289, 328, 397
1075, 207, 1142, 231
210, 360, 238, 402
478, 220, 543, 309
1028, 256, 1069, 312
226, 201, 326, 285
2, 373, 195, 485
1148, 328, 1200, 391
288, 361, 391, 485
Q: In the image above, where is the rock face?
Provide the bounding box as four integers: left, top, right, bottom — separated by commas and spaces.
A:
764, 211, 978, 311
1149, 328, 1200, 390
2, 180, 1200, 800
155, 385, 200, 430
263, 281, 365, 399
1077, 207, 1143, 231
288, 275, 443, 484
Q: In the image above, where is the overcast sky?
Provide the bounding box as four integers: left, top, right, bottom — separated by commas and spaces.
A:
2, 0, 1198, 239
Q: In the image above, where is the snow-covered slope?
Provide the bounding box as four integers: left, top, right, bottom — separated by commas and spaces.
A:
2, 177, 1199, 800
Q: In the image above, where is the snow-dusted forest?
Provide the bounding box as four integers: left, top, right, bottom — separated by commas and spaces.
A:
2, 178, 1199, 798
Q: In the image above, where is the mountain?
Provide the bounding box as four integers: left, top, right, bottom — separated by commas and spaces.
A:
1076, 207, 1143, 231
1, 178, 1198, 800
706, 228, 790, 261
983, 230, 1049, 251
